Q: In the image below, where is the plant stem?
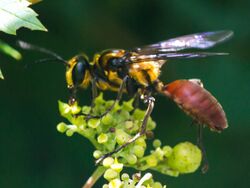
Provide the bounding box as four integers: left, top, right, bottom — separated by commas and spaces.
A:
82, 166, 106, 188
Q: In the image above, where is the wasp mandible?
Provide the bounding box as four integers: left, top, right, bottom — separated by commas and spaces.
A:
18, 30, 233, 169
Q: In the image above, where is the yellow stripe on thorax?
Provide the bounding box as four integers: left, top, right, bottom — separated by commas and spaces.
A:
129, 61, 162, 87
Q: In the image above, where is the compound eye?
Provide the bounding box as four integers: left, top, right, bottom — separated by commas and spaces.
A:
72, 62, 86, 86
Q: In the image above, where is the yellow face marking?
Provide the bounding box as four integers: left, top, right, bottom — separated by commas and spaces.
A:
65, 58, 76, 88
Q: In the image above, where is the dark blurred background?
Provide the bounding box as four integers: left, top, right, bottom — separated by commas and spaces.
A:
0, 0, 250, 187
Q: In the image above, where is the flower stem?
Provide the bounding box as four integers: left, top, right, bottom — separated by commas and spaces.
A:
82, 166, 106, 188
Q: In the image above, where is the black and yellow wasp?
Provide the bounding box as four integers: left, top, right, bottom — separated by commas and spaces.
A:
18, 30, 233, 166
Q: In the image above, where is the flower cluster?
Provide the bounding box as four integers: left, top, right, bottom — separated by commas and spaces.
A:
57, 93, 202, 187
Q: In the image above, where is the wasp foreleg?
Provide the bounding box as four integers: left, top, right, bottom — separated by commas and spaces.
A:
68, 87, 77, 105
84, 76, 129, 120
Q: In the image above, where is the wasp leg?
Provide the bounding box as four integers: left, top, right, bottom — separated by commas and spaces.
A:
89, 79, 99, 113
68, 87, 77, 105
95, 96, 155, 165
132, 92, 141, 109
91, 79, 98, 99
189, 120, 196, 127
85, 76, 128, 120
197, 124, 209, 173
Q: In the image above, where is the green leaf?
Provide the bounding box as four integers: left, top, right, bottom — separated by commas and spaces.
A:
0, 39, 22, 60
0, 0, 47, 35
0, 68, 4, 79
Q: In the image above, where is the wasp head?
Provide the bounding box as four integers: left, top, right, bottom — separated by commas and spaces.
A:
66, 54, 91, 89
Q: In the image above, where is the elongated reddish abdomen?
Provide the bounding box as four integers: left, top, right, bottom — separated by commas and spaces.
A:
163, 79, 228, 132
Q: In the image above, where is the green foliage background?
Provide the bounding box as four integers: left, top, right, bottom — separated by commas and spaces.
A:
0, 0, 250, 187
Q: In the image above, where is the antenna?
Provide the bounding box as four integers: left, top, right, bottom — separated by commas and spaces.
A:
17, 40, 69, 66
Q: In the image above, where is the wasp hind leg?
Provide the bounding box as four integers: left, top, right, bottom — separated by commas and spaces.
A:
197, 124, 209, 173
95, 95, 155, 165
84, 76, 129, 120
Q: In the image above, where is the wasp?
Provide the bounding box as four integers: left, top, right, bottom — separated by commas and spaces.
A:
18, 30, 233, 170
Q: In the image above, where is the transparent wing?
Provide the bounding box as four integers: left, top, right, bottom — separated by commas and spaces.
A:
134, 30, 233, 53
130, 52, 229, 62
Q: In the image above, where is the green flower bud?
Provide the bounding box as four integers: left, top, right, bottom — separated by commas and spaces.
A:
119, 110, 130, 120
57, 122, 67, 133
112, 102, 121, 112
87, 119, 100, 129
101, 113, 113, 125
72, 115, 85, 127
147, 118, 156, 130
58, 101, 69, 114
105, 100, 115, 108
93, 150, 102, 159
70, 102, 81, 114
121, 173, 130, 181
153, 139, 161, 148
167, 142, 202, 173
95, 106, 106, 115
58, 100, 81, 115
122, 99, 134, 112
103, 157, 114, 167
82, 106, 91, 114
111, 158, 123, 172
124, 121, 133, 130
94, 93, 105, 105
132, 145, 145, 158
98, 133, 108, 144
135, 137, 147, 148
115, 129, 131, 145
66, 129, 74, 137
129, 120, 140, 133
104, 169, 119, 181
133, 109, 146, 120
146, 155, 158, 167
126, 154, 138, 165
163, 146, 172, 157
105, 101, 120, 112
